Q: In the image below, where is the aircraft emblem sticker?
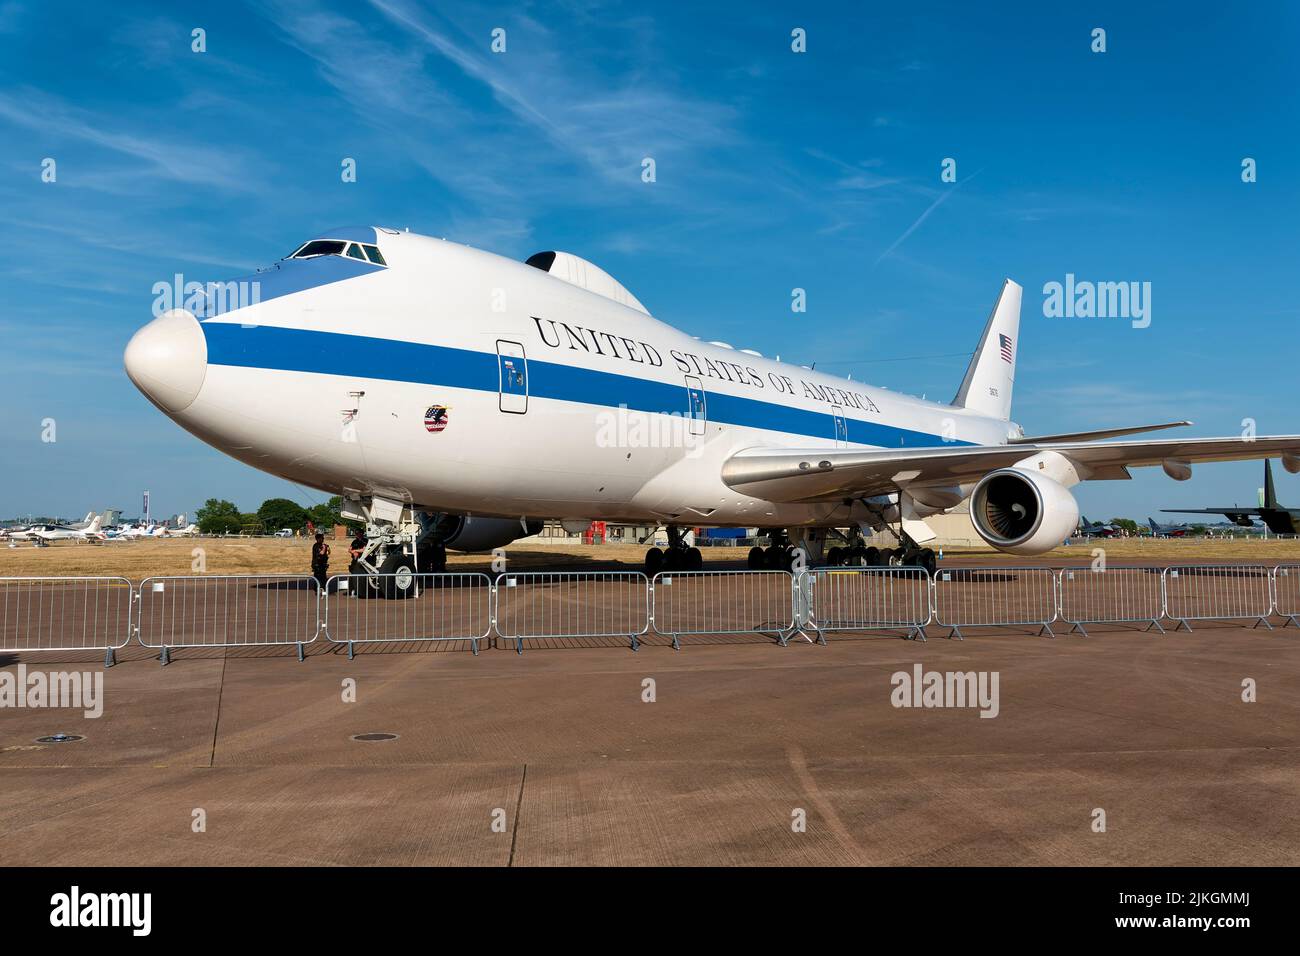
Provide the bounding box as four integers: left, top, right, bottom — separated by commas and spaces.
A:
424, 405, 450, 433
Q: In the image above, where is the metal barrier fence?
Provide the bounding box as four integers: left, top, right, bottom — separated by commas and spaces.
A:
1161, 565, 1274, 631
650, 570, 796, 648
1273, 565, 1300, 628
0, 577, 134, 666
323, 572, 493, 656
797, 567, 932, 642
932, 567, 1058, 639
492, 571, 651, 652
3, 564, 1296, 667
136, 575, 323, 664
1057, 566, 1166, 635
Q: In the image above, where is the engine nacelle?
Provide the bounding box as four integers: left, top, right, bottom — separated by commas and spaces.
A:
969, 468, 1080, 555
440, 516, 543, 553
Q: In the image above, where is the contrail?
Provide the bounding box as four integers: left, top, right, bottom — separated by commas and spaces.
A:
873, 168, 983, 268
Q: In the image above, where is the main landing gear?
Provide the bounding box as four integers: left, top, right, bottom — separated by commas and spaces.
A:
746, 530, 800, 571
644, 526, 703, 574
822, 528, 938, 577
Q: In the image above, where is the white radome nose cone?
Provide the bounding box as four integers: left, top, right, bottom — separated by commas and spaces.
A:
124, 309, 208, 413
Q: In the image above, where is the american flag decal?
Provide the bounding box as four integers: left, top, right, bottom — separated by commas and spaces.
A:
998, 333, 1013, 364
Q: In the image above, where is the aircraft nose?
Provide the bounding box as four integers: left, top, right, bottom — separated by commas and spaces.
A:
123, 309, 208, 413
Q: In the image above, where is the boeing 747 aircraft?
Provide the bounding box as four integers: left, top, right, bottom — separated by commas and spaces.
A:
123, 227, 1300, 596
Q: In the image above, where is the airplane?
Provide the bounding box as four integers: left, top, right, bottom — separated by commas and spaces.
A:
1162, 459, 1300, 535
29, 515, 105, 545
1076, 515, 1117, 537
5, 511, 100, 540
122, 226, 1300, 596
1146, 517, 1192, 538
108, 522, 155, 540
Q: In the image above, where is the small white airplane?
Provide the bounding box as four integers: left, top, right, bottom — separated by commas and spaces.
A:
108, 523, 155, 540
123, 226, 1300, 593
29, 515, 105, 545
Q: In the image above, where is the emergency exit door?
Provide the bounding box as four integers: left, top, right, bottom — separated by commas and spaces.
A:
684, 375, 707, 436
497, 340, 528, 414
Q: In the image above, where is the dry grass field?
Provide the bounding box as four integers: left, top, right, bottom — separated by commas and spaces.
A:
1, 533, 1298, 578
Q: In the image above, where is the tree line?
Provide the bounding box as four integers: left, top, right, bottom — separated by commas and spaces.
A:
195, 496, 346, 536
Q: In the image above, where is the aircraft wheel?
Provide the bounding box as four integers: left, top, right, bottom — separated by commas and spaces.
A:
919, 548, 937, 577
872, 547, 892, 567
645, 547, 665, 576
862, 546, 878, 567
685, 547, 703, 571
351, 569, 377, 600
379, 553, 418, 600
827, 546, 843, 567
747, 546, 765, 570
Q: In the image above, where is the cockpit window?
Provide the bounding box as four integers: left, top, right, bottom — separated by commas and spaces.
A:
291, 239, 347, 259
288, 238, 388, 266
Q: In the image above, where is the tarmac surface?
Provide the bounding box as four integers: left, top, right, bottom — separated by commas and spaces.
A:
1, 580, 1297, 865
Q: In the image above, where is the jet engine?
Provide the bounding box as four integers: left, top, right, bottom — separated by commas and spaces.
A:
438, 516, 544, 553
969, 468, 1080, 555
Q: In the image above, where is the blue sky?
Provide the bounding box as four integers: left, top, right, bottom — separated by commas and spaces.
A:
1, 0, 1297, 522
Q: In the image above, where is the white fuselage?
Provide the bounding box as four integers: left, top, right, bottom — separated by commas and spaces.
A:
129, 229, 1014, 530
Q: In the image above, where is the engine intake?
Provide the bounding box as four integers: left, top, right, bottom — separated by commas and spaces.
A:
970, 468, 1079, 555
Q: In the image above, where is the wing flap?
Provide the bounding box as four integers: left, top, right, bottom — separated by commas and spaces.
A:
722, 437, 1300, 503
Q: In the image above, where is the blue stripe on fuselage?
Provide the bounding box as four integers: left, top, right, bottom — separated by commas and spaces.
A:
200, 323, 971, 448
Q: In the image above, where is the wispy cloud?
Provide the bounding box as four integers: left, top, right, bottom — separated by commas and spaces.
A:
0, 88, 269, 194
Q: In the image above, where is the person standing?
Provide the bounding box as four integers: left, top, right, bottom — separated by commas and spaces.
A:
310, 532, 330, 592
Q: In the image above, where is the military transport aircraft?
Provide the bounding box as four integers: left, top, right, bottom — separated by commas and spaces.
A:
1163, 459, 1300, 535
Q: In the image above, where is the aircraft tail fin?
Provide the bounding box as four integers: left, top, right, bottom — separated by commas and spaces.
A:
1147, 517, 1158, 532
1264, 459, 1278, 509
86, 515, 103, 534
952, 279, 1021, 421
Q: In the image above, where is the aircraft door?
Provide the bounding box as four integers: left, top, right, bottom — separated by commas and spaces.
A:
684, 375, 707, 436
832, 406, 848, 447
497, 340, 528, 414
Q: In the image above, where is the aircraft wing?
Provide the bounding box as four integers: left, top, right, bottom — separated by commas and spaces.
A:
721, 435, 1300, 503
1161, 507, 1263, 515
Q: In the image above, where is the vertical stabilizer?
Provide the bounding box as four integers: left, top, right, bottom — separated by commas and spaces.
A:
952, 279, 1021, 421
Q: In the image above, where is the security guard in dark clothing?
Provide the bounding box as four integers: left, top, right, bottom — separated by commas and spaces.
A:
310, 532, 330, 592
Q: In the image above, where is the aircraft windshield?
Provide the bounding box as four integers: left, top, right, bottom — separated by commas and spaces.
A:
289, 239, 388, 266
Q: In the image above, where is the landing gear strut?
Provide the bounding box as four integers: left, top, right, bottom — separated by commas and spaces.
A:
644, 526, 703, 574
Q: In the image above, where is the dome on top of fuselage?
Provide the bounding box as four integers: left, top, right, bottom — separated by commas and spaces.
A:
525, 250, 649, 315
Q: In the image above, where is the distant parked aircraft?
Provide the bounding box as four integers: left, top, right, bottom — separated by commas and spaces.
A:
1162, 459, 1300, 535
1147, 516, 1191, 537
29, 515, 105, 544
1076, 515, 1117, 537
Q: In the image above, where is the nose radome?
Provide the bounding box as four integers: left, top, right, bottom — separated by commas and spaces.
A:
124, 309, 208, 413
